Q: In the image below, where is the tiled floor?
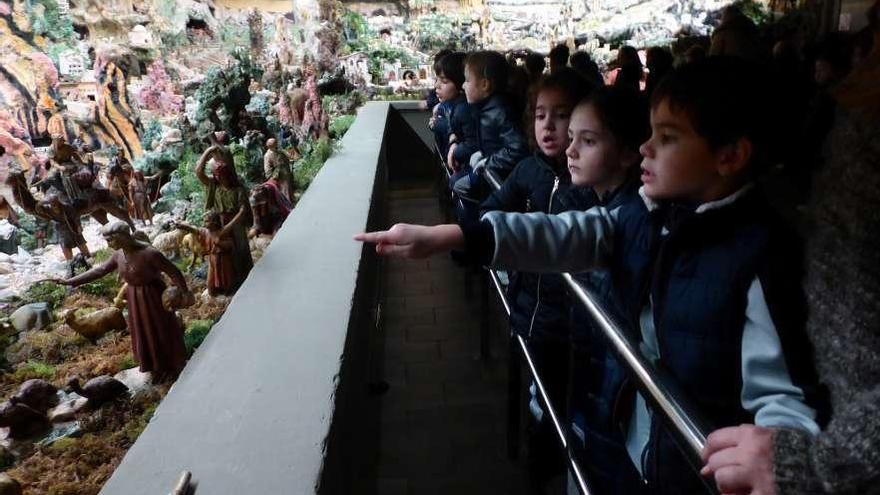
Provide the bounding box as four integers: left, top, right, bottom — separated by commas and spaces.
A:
371, 186, 526, 495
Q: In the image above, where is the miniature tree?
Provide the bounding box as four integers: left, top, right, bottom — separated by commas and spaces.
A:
138, 59, 184, 116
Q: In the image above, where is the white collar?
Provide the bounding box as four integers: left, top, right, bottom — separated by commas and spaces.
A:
638, 184, 754, 214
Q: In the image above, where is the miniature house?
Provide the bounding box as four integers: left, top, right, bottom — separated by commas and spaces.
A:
58, 51, 86, 77
128, 25, 156, 49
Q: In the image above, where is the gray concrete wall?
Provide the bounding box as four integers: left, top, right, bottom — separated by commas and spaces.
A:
100, 102, 402, 495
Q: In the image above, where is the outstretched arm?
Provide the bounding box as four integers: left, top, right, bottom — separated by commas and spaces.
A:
61, 255, 118, 287
355, 224, 465, 259
171, 221, 200, 235
356, 207, 617, 273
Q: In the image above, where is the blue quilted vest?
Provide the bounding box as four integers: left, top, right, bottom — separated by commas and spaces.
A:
607, 189, 825, 494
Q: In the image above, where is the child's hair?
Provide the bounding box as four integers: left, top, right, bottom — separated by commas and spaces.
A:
578, 85, 649, 153
526, 68, 589, 150
616, 45, 642, 69
532, 68, 590, 109
432, 48, 454, 75
437, 52, 466, 89
465, 50, 509, 93
524, 52, 546, 77
650, 56, 774, 170
549, 43, 570, 68
204, 210, 222, 228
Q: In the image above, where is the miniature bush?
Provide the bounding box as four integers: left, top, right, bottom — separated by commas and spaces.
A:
329, 114, 356, 139
184, 319, 214, 355
293, 137, 337, 191
20, 282, 67, 310
412, 14, 460, 52
80, 274, 122, 300
27, 0, 74, 41
140, 120, 163, 151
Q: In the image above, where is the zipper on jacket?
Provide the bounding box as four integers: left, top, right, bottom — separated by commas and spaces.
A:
527, 176, 561, 339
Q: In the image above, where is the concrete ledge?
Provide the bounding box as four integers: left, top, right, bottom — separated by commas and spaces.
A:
100, 102, 402, 495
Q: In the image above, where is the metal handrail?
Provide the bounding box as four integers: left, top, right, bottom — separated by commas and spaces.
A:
480, 167, 716, 492
486, 270, 592, 495
440, 159, 591, 494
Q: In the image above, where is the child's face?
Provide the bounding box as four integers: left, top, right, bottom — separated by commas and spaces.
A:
435, 74, 460, 102
534, 88, 572, 159
639, 100, 724, 202
565, 102, 628, 188
463, 65, 490, 104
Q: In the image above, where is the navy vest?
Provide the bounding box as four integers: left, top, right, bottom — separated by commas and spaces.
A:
609, 189, 825, 493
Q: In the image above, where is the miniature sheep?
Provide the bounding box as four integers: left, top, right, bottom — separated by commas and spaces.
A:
63, 307, 127, 344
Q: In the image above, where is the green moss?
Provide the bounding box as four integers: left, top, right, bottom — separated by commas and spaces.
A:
120, 355, 137, 370
10, 360, 56, 381
48, 437, 78, 453
123, 403, 158, 443
184, 319, 214, 355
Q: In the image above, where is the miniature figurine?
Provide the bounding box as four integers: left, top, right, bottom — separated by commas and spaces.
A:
172, 209, 247, 297
7, 168, 134, 230
263, 138, 294, 200
196, 133, 254, 292
56, 222, 194, 380
249, 182, 291, 239
128, 170, 154, 225
107, 148, 134, 210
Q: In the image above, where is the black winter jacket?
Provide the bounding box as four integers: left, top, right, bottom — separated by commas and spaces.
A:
480, 153, 594, 341
453, 94, 528, 179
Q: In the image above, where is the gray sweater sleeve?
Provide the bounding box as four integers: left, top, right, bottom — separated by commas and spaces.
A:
774, 387, 880, 495
481, 207, 617, 273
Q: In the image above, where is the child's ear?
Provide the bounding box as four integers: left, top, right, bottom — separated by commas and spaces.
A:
480, 77, 492, 94
716, 138, 752, 177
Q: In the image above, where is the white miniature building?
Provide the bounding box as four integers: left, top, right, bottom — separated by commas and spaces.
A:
58, 51, 85, 77
56, 0, 70, 16
128, 25, 156, 49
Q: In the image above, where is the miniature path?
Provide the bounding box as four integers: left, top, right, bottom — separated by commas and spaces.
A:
365, 180, 526, 495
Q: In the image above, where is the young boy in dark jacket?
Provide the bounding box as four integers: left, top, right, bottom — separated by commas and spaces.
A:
357, 57, 828, 495
431, 52, 477, 169
448, 51, 528, 215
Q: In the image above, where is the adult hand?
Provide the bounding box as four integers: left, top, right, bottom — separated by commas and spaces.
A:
701, 424, 777, 495
354, 223, 464, 259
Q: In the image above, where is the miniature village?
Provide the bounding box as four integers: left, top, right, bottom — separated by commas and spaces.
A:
0, 0, 824, 493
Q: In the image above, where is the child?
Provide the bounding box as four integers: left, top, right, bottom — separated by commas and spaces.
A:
429, 52, 475, 166
563, 85, 648, 494
128, 170, 154, 226
357, 57, 827, 495
448, 51, 528, 213
173, 209, 246, 297
478, 68, 591, 490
